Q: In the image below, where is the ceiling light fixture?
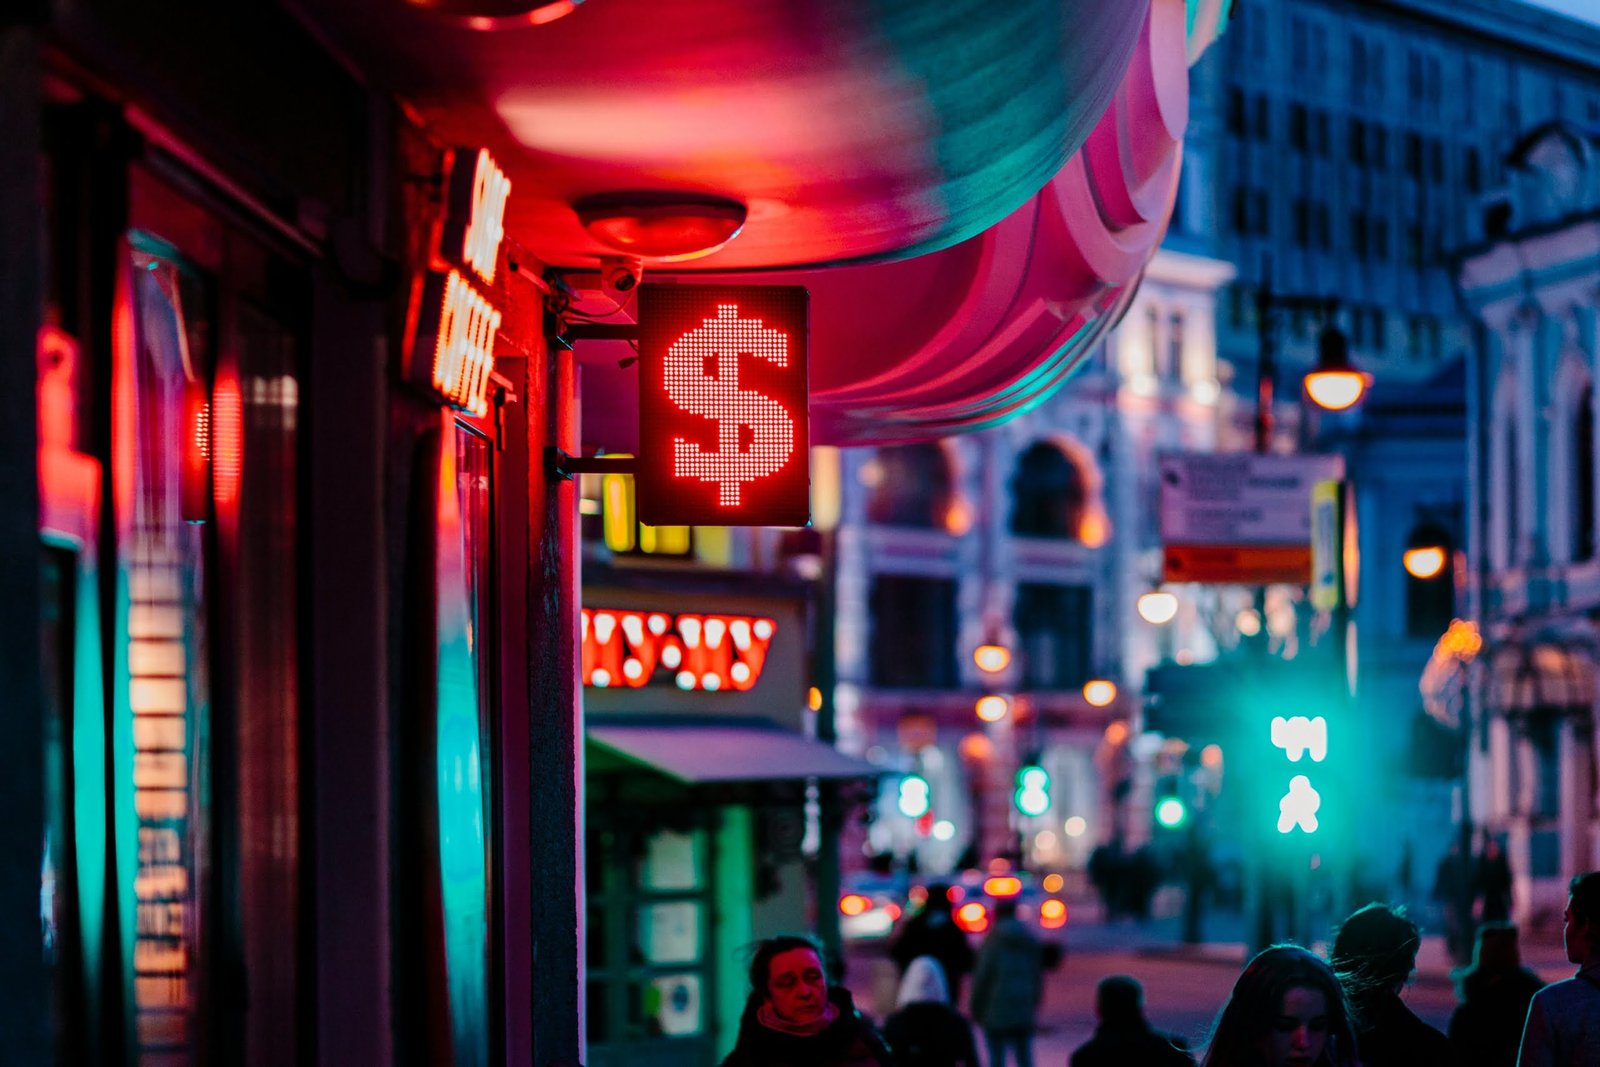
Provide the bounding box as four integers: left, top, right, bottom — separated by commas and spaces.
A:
574, 192, 748, 261
404, 0, 584, 30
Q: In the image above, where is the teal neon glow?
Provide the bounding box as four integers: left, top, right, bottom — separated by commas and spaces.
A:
435, 422, 490, 1066
1155, 797, 1188, 829
896, 775, 931, 818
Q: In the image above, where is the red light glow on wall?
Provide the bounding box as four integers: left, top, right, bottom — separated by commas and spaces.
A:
637, 285, 808, 528
580, 608, 775, 692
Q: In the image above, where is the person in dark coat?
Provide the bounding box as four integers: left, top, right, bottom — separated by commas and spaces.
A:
1069, 975, 1195, 1067
890, 884, 975, 1003
1329, 902, 1453, 1067
1446, 922, 1544, 1067
880, 955, 979, 1067
720, 934, 892, 1067
969, 899, 1045, 1067
1473, 834, 1513, 923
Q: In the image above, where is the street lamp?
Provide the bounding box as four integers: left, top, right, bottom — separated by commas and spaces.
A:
1303, 323, 1371, 412
1137, 589, 1180, 625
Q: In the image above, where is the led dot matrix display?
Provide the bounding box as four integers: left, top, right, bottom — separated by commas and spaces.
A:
637, 285, 809, 528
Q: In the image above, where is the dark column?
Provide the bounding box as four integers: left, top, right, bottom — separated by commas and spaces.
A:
529, 327, 584, 1062
0, 24, 51, 1065
309, 268, 393, 1063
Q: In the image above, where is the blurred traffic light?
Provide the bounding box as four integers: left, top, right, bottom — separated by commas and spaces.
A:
1013, 763, 1050, 817
897, 774, 931, 818
1154, 775, 1188, 830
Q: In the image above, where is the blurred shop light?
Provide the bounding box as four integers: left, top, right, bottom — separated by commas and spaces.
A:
1062, 816, 1087, 839
1082, 679, 1117, 707
1039, 899, 1068, 929
974, 643, 1011, 673
1235, 609, 1262, 637
1041, 873, 1065, 893
1137, 590, 1179, 625
575, 192, 747, 261
932, 820, 955, 841
975, 695, 1009, 723
896, 774, 931, 818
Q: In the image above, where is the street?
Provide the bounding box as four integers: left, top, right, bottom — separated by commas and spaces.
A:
844, 908, 1575, 1065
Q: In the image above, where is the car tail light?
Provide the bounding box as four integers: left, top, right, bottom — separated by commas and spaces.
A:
839, 894, 871, 917
955, 901, 989, 933
1040, 899, 1068, 929
983, 875, 1022, 898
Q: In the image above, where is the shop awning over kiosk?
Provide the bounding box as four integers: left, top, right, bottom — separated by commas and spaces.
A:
588, 717, 881, 787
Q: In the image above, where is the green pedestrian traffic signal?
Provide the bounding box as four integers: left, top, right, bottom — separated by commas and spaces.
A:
1013, 764, 1050, 817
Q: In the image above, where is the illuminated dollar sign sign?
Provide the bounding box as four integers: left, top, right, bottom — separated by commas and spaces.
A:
664, 304, 795, 507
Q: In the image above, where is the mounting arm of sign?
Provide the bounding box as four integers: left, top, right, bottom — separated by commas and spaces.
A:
546, 448, 639, 482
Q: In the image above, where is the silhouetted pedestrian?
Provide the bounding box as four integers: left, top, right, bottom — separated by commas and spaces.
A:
880, 956, 979, 1067
890, 884, 975, 1003
720, 934, 892, 1067
969, 899, 1044, 1067
1515, 870, 1600, 1067
1474, 834, 1513, 923
1070, 975, 1194, 1067
1329, 902, 1451, 1066
1446, 922, 1543, 1067
1434, 838, 1470, 961
1200, 945, 1360, 1067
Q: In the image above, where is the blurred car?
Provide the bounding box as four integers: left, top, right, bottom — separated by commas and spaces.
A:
837, 870, 909, 942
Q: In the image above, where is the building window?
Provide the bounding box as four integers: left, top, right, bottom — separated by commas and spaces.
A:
1374, 218, 1391, 261
1575, 385, 1595, 563
1350, 212, 1369, 260
1406, 224, 1424, 268
1371, 308, 1386, 350
1313, 111, 1330, 157
1289, 103, 1308, 152
1253, 189, 1270, 236
1227, 86, 1246, 136
1371, 124, 1388, 168
1349, 117, 1367, 165
1010, 442, 1087, 540
1405, 131, 1423, 179
1292, 198, 1310, 247
1429, 139, 1445, 183
1351, 37, 1367, 96
1166, 313, 1184, 382
1314, 204, 1331, 250
1231, 187, 1251, 234
1013, 583, 1092, 691
869, 576, 958, 688
1464, 147, 1481, 193
866, 444, 952, 528
1253, 94, 1270, 140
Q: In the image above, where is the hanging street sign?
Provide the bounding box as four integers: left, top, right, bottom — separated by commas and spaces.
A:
1159, 453, 1345, 584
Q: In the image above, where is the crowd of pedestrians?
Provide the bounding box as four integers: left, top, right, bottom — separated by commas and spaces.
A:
719, 869, 1600, 1067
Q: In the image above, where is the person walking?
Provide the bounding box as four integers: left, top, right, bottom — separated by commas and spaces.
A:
720, 934, 892, 1067
1515, 870, 1600, 1067
890, 884, 975, 1004
969, 899, 1045, 1067
880, 956, 979, 1067
1070, 974, 1195, 1067
1329, 902, 1452, 1066
1447, 922, 1544, 1067
1475, 835, 1514, 924
1199, 945, 1360, 1067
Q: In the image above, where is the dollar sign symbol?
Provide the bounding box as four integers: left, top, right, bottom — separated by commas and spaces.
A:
664, 304, 795, 507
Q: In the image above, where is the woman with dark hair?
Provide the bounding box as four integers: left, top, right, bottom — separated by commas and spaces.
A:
1200, 945, 1360, 1067
720, 934, 893, 1067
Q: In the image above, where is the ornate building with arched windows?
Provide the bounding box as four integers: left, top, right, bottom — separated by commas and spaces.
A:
832, 246, 1237, 879
1456, 120, 1600, 924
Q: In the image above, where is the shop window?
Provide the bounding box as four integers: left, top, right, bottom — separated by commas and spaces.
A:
1574, 386, 1595, 563
865, 444, 952, 529
1010, 443, 1087, 540
869, 576, 957, 689
586, 824, 714, 1062
1014, 583, 1092, 691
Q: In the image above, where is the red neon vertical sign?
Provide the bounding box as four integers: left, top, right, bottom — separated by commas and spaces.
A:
637, 285, 809, 528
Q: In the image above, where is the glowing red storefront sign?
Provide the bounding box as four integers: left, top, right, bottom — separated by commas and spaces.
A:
408, 146, 509, 417
580, 608, 775, 692
636, 285, 809, 528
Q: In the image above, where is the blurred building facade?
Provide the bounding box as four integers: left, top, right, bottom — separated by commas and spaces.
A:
1197, 0, 1600, 409
1456, 120, 1600, 926
830, 243, 1235, 882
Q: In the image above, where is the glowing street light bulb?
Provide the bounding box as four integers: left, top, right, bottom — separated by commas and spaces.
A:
1304, 367, 1369, 411
1403, 546, 1447, 580
975, 695, 1009, 723
1082, 679, 1117, 707
974, 644, 1011, 673
1137, 590, 1179, 625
